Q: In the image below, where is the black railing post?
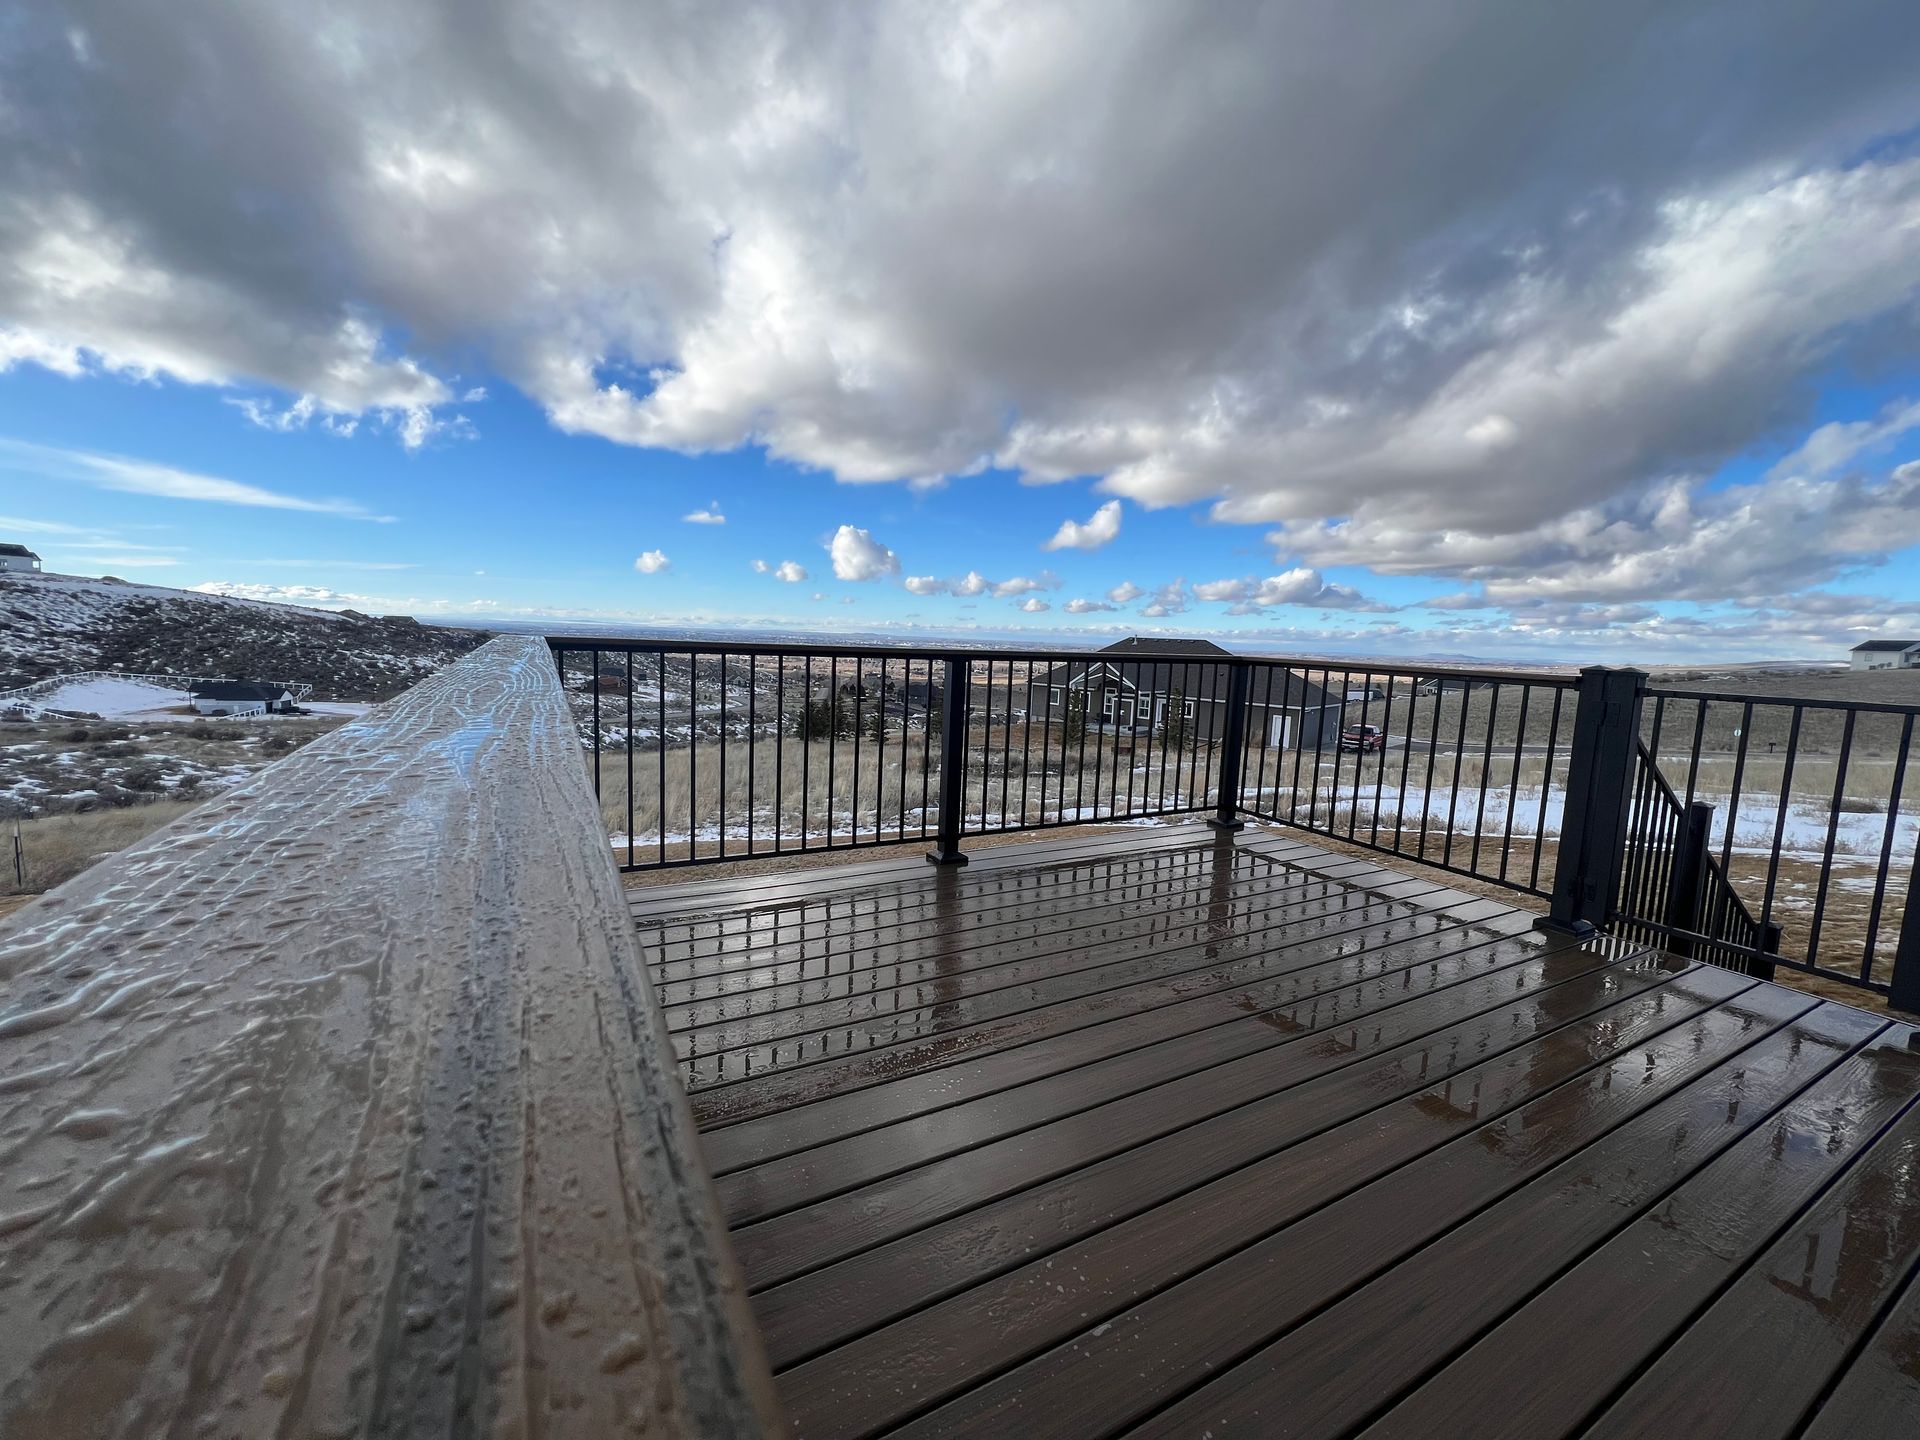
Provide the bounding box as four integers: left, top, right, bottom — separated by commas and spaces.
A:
1538, 665, 1645, 938
1662, 800, 1713, 961
1209, 661, 1252, 833
927, 656, 970, 866
1890, 829, 1920, 1012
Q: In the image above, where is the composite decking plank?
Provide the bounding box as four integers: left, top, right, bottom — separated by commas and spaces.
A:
699, 911, 1548, 1172
729, 922, 1636, 1295
686, 902, 1532, 1123
1578, 1073, 1920, 1440
873, 974, 1792, 1440
1123, 995, 1861, 1440
643, 843, 1274, 973
665, 873, 1435, 1041
714, 929, 1583, 1224
1799, 1233, 1920, 1439
658, 866, 1436, 1031
748, 955, 1727, 1367
678, 893, 1514, 1093
645, 849, 1291, 987
626, 824, 1221, 916
656, 864, 1337, 1022
1359, 1022, 1920, 1440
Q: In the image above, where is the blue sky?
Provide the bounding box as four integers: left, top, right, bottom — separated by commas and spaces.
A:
6, 2, 1920, 662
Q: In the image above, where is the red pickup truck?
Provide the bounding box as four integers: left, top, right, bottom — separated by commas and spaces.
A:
1339, 723, 1386, 753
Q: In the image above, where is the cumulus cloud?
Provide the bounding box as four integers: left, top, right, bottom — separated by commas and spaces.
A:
765, 559, 808, 582
1042, 499, 1122, 552
991, 572, 1061, 598
8, 0, 1919, 537
828, 524, 899, 581
1139, 578, 1189, 618
905, 568, 1057, 598
1065, 597, 1116, 613
1282, 455, 1920, 606
683, 503, 726, 524
633, 549, 670, 573
1019, 597, 1050, 613
1107, 580, 1146, 604
1191, 568, 1388, 612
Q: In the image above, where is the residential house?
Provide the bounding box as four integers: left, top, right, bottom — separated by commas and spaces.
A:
0, 543, 42, 573
1025, 637, 1344, 747
1849, 639, 1920, 671
190, 679, 299, 717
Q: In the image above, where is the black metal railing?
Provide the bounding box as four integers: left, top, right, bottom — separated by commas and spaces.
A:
1614, 742, 1778, 976
1605, 680, 1920, 1001
552, 641, 1920, 1006
548, 642, 1237, 869
1231, 660, 1574, 899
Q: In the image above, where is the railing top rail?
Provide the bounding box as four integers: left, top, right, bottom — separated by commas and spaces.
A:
0, 635, 782, 1437
543, 635, 1576, 685
1642, 683, 1920, 718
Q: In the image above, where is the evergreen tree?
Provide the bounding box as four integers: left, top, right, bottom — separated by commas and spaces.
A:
1159, 687, 1190, 749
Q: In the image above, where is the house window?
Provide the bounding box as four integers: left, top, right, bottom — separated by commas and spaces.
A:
1183, 699, 1195, 718
1136, 694, 1153, 719
1049, 686, 1063, 705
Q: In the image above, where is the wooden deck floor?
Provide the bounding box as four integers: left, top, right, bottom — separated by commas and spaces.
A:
629, 824, 1920, 1439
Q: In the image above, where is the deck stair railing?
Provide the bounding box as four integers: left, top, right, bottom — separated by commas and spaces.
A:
1612, 741, 1779, 977
552, 642, 1920, 1008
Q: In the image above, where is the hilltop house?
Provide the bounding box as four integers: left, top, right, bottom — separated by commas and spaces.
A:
190, 679, 299, 717
0, 543, 42, 573
1025, 637, 1344, 747
1849, 639, 1920, 671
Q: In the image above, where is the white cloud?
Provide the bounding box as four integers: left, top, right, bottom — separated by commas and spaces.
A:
0, 436, 390, 519
828, 524, 900, 581
683, 503, 726, 524
1192, 567, 1387, 612
1042, 498, 1122, 551
1107, 580, 1145, 604
770, 559, 808, 582
1766, 397, 1920, 481
1065, 597, 1115, 613
8, 0, 1920, 598
1019, 597, 1050, 613
1138, 578, 1189, 618
633, 549, 670, 573
1282, 453, 1920, 606
991, 572, 1061, 598
910, 568, 1061, 598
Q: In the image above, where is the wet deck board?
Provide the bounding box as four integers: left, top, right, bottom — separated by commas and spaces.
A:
628, 825, 1920, 1439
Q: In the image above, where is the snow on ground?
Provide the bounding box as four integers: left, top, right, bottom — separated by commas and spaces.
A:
3, 675, 189, 720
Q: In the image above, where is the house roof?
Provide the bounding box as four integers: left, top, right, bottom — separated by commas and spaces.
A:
1030, 654, 1334, 706
190, 680, 292, 701
0, 543, 40, 559
1098, 636, 1231, 657
1849, 639, 1920, 652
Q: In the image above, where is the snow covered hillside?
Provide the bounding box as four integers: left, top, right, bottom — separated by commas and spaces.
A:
0, 572, 489, 700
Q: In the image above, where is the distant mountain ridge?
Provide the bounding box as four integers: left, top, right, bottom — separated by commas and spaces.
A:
0, 572, 490, 700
